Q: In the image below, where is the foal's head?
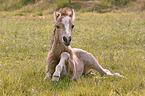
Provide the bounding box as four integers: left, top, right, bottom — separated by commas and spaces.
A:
54, 8, 75, 46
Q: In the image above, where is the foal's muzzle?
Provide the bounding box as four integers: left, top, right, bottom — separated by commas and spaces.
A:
63, 36, 71, 46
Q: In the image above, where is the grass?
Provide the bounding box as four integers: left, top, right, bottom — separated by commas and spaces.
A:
1, 0, 144, 16
0, 11, 145, 95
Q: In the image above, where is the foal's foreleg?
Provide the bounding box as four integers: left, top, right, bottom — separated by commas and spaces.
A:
52, 52, 70, 81
43, 54, 58, 81
44, 62, 57, 81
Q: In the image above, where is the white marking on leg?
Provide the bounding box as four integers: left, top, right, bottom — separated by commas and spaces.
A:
61, 16, 70, 35
53, 59, 65, 77
52, 52, 70, 81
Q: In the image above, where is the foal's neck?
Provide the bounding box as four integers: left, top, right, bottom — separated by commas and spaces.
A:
51, 37, 72, 57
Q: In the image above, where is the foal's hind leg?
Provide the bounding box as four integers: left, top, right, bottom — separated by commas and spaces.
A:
52, 52, 70, 81
79, 50, 123, 77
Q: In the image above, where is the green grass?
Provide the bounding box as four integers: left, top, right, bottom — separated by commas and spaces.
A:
1, 0, 144, 16
0, 12, 145, 95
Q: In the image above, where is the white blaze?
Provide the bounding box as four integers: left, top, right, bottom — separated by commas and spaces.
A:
61, 16, 70, 34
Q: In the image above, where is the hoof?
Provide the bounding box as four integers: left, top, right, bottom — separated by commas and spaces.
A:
113, 73, 126, 78
43, 77, 47, 81
52, 76, 59, 81
43, 73, 51, 81
43, 76, 50, 81
104, 69, 113, 76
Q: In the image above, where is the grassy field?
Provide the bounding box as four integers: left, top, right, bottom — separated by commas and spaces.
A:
0, 11, 145, 95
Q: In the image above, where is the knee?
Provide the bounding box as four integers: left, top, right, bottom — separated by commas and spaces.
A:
61, 52, 70, 59
56, 65, 62, 71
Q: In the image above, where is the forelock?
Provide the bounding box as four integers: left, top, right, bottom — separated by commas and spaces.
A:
62, 16, 70, 24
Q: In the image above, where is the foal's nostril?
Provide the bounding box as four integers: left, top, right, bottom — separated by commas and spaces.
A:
69, 36, 71, 42
63, 36, 67, 43
63, 36, 71, 45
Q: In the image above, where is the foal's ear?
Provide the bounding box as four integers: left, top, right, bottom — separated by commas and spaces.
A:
54, 11, 61, 22
70, 9, 75, 22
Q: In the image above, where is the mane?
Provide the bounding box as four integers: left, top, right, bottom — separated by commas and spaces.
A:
59, 7, 73, 17
50, 28, 56, 49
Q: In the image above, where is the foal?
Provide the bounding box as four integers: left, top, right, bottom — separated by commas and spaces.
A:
44, 8, 123, 81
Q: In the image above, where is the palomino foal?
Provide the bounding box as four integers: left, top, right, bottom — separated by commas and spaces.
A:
44, 8, 123, 81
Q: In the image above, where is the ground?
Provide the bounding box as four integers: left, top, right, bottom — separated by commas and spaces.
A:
0, 11, 145, 95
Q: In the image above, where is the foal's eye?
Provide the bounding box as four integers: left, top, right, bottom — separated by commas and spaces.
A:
56, 25, 60, 29
72, 25, 74, 29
